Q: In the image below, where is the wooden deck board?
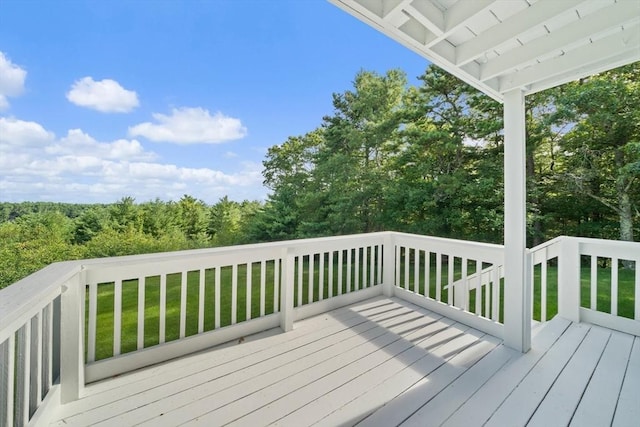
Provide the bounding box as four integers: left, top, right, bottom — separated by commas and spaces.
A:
612, 336, 640, 427
50, 297, 640, 427
570, 331, 635, 427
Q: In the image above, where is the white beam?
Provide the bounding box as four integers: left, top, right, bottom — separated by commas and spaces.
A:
445, 0, 497, 32
480, 1, 640, 81
406, 1, 444, 36
503, 89, 531, 353
526, 50, 640, 96
456, 0, 584, 66
499, 24, 640, 93
426, 0, 497, 48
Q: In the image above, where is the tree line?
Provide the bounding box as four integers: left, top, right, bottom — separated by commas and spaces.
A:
0, 196, 262, 288
1, 64, 637, 289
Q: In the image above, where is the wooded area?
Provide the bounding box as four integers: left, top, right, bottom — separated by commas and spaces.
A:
1, 64, 638, 290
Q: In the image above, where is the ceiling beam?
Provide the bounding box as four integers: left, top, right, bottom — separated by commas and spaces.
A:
405, 1, 444, 36
480, 1, 640, 81
499, 24, 640, 93
455, 0, 584, 66
426, 0, 497, 48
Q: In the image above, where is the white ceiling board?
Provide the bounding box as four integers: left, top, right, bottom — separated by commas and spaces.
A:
331, 0, 640, 102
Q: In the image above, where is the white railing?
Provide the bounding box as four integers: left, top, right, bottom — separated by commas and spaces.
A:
1, 232, 637, 426
0, 233, 388, 426
82, 233, 386, 383
391, 232, 505, 338
530, 236, 640, 335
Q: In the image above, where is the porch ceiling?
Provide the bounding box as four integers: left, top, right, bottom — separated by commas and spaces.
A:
329, 0, 640, 101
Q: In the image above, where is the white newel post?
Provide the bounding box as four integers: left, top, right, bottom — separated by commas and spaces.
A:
503, 89, 532, 352
558, 237, 581, 322
383, 233, 396, 297
60, 269, 85, 403
280, 247, 295, 332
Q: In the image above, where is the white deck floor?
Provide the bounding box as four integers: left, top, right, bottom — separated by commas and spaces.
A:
50, 297, 639, 427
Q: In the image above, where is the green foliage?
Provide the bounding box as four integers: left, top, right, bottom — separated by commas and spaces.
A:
0, 197, 264, 289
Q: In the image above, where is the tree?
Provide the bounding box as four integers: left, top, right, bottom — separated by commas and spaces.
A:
177, 195, 209, 244
309, 69, 407, 235
556, 64, 640, 243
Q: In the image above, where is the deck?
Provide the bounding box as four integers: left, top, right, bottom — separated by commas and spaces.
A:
49, 296, 639, 427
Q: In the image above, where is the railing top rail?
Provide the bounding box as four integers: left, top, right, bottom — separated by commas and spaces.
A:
0, 260, 82, 332
391, 231, 505, 251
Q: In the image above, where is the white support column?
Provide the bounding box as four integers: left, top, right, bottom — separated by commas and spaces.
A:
382, 233, 396, 297
279, 247, 295, 332
60, 270, 86, 403
503, 89, 531, 352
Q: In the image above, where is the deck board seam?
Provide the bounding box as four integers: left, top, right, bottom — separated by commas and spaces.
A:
187, 318, 469, 426
566, 330, 613, 426
103, 306, 442, 426
478, 317, 574, 426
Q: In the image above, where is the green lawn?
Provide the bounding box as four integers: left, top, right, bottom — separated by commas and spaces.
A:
87, 249, 383, 361
86, 250, 636, 361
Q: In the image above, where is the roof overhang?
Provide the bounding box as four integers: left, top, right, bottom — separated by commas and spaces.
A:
330, 0, 640, 102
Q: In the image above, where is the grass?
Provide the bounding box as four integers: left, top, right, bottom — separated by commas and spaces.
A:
87, 249, 384, 361
86, 250, 637, 361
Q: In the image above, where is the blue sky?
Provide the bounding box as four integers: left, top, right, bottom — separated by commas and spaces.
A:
0, 0, 430, 204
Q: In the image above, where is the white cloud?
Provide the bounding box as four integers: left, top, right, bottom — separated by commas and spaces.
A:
0, 52, 27, 111
129, 107, 247, 144
46, 129, 156, 161
0, 117, 54, 147
0, 117, 264, 203
66, 77, 139, 113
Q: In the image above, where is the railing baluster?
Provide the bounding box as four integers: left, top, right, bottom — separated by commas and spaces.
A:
590, 256, 597, 311
114, 279, 122, 356
636, 259, 640, 321
541, 257, 548, 322
414, 249, 420, 293
159, 274, 166, 344
436, 253, 442, 302
354, 248, 360, 291
424, 251, 430, 298
309, 254, 315, 303
377, 245, 383, 285
338, 250, 343, 295
231, 264, 238, 325
370, 246, 375, 286
347, 249, 352, 293
461, 258, 468, 312
17, 322, 31, 425
260, 261, 266, 316
179, 272, 187, 339
34, 312, 43, 407
137, 277, 145, 350
1, 335, 14, 427
87, 283, 97, 362
246, 263, 252, 320
319, 253, 325, 301
297, 256, 303, 306
198, 269, 205, 334
44, 302, 53, 394
447, 255, 454, 305
362, 247, 367, 289
404, 247, 409, 290
492, 266, 501, 321
214, 267, 221, 329
274, 259, 280, 312
483, 263, 490, 317
395, 245, 400, 290
611, 257, 618, 316
328, 251, 334, 298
